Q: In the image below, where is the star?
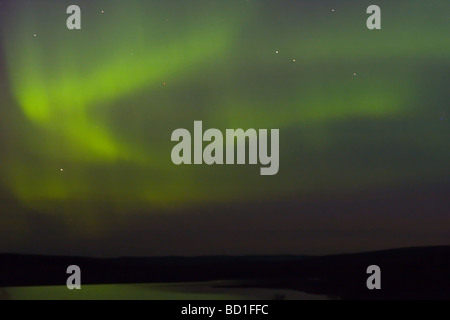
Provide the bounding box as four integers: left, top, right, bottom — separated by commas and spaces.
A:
33, 34, 37, 37
332, 9, 335, 12
60, 169, 64, 172
292, 59, 296, 62
275, 50, 279, 54
353, 73, 357, 76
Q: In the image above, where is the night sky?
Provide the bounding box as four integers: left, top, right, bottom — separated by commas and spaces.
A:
0, 0, 449, 257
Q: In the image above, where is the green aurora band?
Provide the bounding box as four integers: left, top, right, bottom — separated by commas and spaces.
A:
0, 0, 448, 218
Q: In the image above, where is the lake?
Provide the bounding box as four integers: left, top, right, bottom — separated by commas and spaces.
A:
1, 281, 329, 300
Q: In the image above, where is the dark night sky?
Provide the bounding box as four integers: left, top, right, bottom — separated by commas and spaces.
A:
0, 0, 449, 257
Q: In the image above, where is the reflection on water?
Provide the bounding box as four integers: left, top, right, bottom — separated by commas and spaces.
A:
1, 282, 329, 300
0, 288, 10, 300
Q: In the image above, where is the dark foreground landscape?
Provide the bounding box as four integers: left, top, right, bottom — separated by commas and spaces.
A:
1, 246, 449, 300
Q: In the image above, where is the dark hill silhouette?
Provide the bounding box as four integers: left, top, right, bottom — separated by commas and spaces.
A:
1, 246, 449, 299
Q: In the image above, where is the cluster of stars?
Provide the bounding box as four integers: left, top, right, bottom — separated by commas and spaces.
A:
275, 50, 296, 63
276, 50, 362, 78
33, 9, 105, 38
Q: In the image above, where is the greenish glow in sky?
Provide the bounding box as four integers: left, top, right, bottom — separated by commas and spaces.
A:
0, 0, 449, 214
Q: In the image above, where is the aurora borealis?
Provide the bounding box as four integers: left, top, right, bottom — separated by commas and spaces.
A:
0, 0, 449, 256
